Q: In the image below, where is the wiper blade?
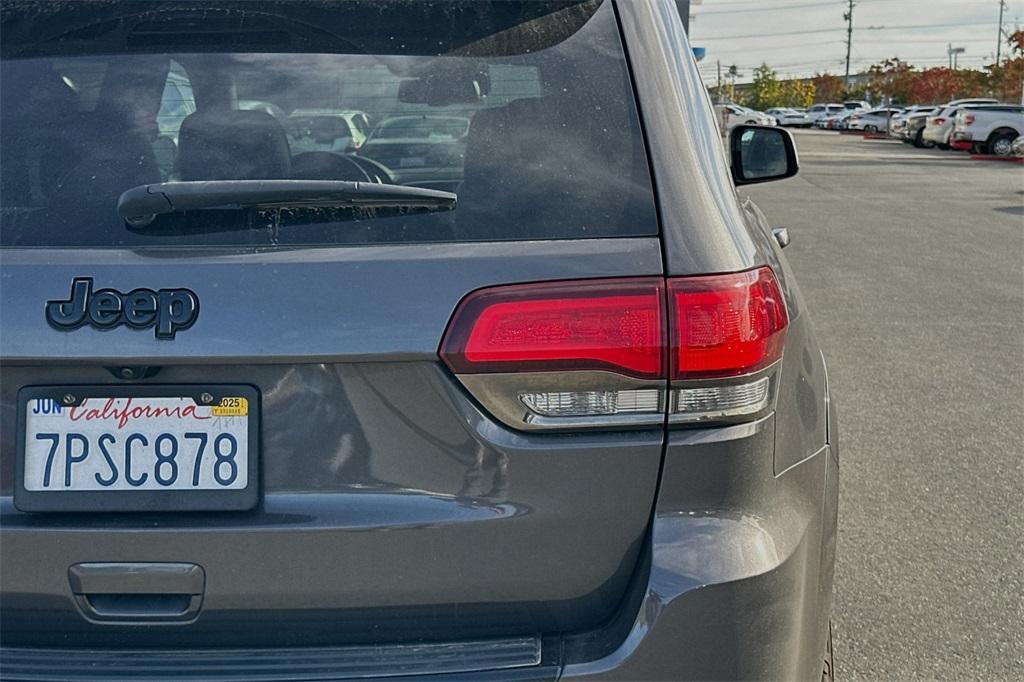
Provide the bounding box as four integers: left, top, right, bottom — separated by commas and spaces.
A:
118, 180, 456, 228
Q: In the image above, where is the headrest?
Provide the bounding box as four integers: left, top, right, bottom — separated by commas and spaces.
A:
176, 109, 290, 181
459, 97, 633, 238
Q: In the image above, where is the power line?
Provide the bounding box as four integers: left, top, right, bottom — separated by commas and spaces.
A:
696, 20, 1002, 41
694, 0, 967, 6
855, 36, 995, 44
695, 1, 847, 16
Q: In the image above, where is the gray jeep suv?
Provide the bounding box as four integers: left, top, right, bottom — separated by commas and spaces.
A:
0, 1, 838, 680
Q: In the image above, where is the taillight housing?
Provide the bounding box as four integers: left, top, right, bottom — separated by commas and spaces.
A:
440, 268, 788, 430
667, 268, 787, 423
963, 114, 975, 125
668, 269, 788, 380
441, 278, 666, 380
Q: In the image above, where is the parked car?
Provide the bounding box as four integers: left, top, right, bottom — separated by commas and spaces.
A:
765, 107, 811, 127
842, 100, 871, 111
806, 103, 846, 124
0, 2, 837, 681
714, 103, 775, 131
288, 108, 374, 152
888, 106, 934, 140
817, 110, 853, 130
902, 109, 939, 147
1012, 134, 1024, 157
950, 104, 1024, 155
847, 108, 902, 132
357, 115, 469, 190
923, 98, 999, 148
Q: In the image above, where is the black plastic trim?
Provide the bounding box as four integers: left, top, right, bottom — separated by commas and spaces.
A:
0, 637, 544, 681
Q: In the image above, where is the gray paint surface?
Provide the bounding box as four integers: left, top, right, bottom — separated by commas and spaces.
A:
0, 238, 662, 363
0, 1, 838, 678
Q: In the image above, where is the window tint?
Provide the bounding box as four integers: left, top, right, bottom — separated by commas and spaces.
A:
0, 0, 656, 248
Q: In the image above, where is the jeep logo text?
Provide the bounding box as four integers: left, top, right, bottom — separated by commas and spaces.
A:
46, 278, 199, 339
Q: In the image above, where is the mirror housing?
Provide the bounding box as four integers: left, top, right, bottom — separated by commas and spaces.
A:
729, 125, 799, 186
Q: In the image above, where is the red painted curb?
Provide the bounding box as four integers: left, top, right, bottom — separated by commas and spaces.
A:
968, 155, 1024, 164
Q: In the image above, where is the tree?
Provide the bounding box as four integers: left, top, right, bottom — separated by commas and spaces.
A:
746, 63, 783, 111
779, 79, 815, 108
987, 29, 1024, 102
905, 67, 987, 103
812, 73, 844, 103
865, 58, 916, 103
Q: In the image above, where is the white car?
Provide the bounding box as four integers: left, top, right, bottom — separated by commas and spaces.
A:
950, 104, 1024, 155
888, 106, 934, 139
843, 100, 871, 112
806, 103, 846, 125
765, 108, 811, 127
923, 98, 999, 147
1012, 135, 1024, 158
713, 103, 775, 132
847, 108, 902, 132
816, 111, 854, 130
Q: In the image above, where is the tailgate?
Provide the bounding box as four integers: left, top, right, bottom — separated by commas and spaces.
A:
0, 240, 664, 646
0, 0, 665, 648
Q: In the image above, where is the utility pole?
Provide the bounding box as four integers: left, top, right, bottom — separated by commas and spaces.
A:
996, 0, 1006, 66
717, 60, 722, 104
843, 0, 854, 92
948, 44, 965, 69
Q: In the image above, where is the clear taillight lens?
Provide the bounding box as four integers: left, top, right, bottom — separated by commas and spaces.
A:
440, 268, 788, 430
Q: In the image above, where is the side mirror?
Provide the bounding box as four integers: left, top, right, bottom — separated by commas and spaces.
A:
729, 125, 799, 185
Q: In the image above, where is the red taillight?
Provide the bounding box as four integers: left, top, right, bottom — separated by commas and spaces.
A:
668, 268, 788, 379
440, 268, 788, 429
934, 118, 945, 125
441, 278, 666, 379
963, 114, 975, 125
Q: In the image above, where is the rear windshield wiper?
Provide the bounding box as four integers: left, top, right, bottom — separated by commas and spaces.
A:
118, 180, 457, 228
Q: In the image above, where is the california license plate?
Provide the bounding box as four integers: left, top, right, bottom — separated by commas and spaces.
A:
14, 386, 259, 512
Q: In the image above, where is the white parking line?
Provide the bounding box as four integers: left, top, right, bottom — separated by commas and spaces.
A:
798, 151, 971, 160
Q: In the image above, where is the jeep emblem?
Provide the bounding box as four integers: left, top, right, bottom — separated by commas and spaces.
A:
46, 278, 199, 339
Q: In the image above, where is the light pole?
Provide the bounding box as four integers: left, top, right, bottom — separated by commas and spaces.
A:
947, 45, 965, 69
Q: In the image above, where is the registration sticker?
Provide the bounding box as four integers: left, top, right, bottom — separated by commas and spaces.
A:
212, 397, 248, 417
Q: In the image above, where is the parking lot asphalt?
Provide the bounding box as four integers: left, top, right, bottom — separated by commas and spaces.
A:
745, 130, 1024, 681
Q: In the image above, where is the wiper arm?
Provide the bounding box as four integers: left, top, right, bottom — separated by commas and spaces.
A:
118, 180, 457, 228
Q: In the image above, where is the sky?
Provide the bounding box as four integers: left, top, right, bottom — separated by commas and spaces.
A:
689, 0, 1024, 83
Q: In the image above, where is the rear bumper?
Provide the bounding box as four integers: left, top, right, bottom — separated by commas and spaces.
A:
561, 422, 837, 681
0, 440, 838, 682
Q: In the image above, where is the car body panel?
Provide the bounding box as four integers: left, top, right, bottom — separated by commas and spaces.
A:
951, 105, 1024, 153
0, 0, 837, 678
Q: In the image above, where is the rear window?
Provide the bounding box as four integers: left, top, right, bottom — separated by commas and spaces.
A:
0, 0, 656, 248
